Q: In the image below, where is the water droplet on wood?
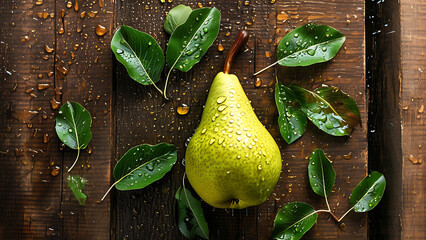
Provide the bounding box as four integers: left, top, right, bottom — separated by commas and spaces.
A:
95, 24, 107, 36
177, 104, 190, 115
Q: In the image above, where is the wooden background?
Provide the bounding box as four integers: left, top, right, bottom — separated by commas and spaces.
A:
0, 0, 423, 239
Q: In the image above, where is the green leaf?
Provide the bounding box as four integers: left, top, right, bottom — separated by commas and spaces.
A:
111, 25, 164, 93
67, 175, 87, 206
255, 23, 345, 75
55, 101, 92, 172
275, 83, 307, 144
164, 5, 192, 34
277, 23, 345, 67
350, 171, 386, 212
176, 186, 209, 240
272, 202, 318, 240
55, 102, 92, 149
113, 143, 177, 191
308, 149, 335, 197
288, 85, 361, 136
166, 7, 220, 72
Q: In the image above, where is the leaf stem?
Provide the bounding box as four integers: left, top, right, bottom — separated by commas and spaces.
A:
315, 209, 340, 223
338, 205, 355, 222
254, 61, 278, 76
68, 148, 80, 172
100, 180, 119, 202
315, 209, 330, 214
163, 67, 175, 100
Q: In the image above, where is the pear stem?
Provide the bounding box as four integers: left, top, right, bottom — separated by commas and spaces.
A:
223, 30, 249, 74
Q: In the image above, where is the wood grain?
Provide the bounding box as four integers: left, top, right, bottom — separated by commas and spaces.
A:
0, 0, 62, 238
400, 0, 425, 238
366, 0, 403, 239
367, 0, 425, 239
0, 0, 114, 239
53, 0, 114, 239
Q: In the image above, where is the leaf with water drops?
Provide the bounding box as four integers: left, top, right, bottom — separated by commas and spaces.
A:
350, 171, 386, 212
275, 82, 307, 144
166, 7, 220, 72
164, 5, 192, 34
276, 23, 345, 67
288, 85, 361, 136
112, 143, 177, 191
55, 102, 92, 149
55, 102, 92, 172
255, 23, 345, 75
308, 149, 335, 197
271, 202, 318, 240
111, 25, 164, 92
67, 175, 87, 206
176, 186, 209, 240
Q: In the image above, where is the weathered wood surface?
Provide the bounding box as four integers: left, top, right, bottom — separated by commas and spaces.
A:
0, 0, 395, 239
0, 0, 113, 239
367, 0, 425, 239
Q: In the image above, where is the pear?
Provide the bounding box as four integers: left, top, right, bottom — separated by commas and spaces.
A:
185, 31, 282, 209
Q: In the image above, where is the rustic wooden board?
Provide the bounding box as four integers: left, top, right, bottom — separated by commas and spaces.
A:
0, 0, 113, 239
114, 0, 367, 239
367, 0, 425, 239
400, 0, 425, 238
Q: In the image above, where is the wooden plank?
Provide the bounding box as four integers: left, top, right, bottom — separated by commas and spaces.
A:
367, 0, 425, 239
272, 1, 367, 239
400, 0, 426, 238
54, 0, 114, 239
114, 1, 178, 239
0, 0, 114, 239
366, 0, 403, 239
0, 1, 63, 239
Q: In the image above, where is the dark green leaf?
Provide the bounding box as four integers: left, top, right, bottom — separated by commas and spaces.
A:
176, 186, 209, 240
113, 143, 177, 190
166, 7, 220, 72
164, 5, 192, 34
288, 85, 361, 136
55, 101, 92, 150
308, 149, 335, 197
275, 83, 307, 144
111, 25, 164, 87
67, 175, 87, 206
350, 171, 386, 212
272, 202, 318, 240
277, 23, 345, 67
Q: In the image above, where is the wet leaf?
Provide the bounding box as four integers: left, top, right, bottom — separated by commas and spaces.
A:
166, 7, 220, 72
272, 202, 318, 240
176, 186, 209, 240
275, 83, 307, 144
308, 149, 335, 197
67, 175, 87, 206
277, 23, 345, 67
350, 171, 386, 212
55, 102, 92, 149
164, 5, 192, 34
288, 85, 361, 136
113, 143, 177, 191
111, 25, 164, 91
55, 102, 92, 172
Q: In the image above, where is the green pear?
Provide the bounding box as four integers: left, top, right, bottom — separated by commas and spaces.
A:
185, 31, 282, 209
